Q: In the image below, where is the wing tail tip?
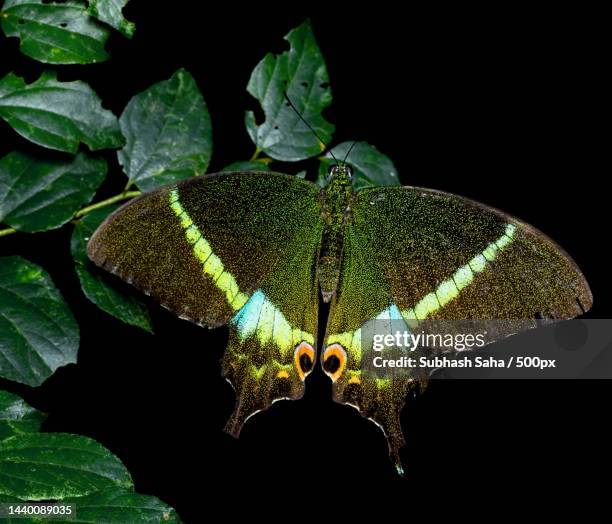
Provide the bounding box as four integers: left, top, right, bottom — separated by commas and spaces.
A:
223, 416, 243, 439
393, 455, 406, 478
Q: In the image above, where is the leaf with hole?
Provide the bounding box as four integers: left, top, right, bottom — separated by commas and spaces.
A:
118, 68, 212, 191
0, 432, 132, 500
317, 141, 400, 190
245, 19, 334, 161
0, 151, 107, 233
0, 256, 79, 386
87, 0, 135, 38
0, 72, 124, 153
71, 206, 153, 333
0, 0, 111, 64
0, 391, 45, 441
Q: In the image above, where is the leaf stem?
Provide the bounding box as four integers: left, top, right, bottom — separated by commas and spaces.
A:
73, 191, 141, 218
250, 148, 261, 161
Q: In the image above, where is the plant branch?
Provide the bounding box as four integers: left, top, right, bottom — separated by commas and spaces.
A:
74, 191, 141, 218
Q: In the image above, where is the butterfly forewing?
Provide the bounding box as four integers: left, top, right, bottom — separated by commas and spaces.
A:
353, 186, 591, 322
88, 171, 324, 434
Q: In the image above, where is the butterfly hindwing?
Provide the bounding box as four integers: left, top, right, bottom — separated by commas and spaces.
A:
223, 220, 321, 435
324, 185, 592, 472
88, 171, 323, 433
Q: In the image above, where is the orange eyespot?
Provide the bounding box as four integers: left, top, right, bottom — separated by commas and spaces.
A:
322, 344, 347, 382
294, 342, 315, 381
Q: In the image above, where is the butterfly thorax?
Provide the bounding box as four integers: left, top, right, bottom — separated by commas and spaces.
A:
318, 166, 353, 302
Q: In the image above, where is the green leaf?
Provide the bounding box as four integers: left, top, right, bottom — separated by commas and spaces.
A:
59, 489, 181, 523
0, 0, 111, 64
0, 493, 21, 503
0, 390, 181, 520
0, 433, 132, 500
0, 489, 181, 523
0, 256, 79, 386
317, 141, 400, 190
221, 160, 270, 172
0, 391, 45, 441
0, 151, 107, 233
87, 0, 135, 38
118, 68, 212, 192
71, 207, 153, 333
0, 71, 124, 153
245, 19, 334, 161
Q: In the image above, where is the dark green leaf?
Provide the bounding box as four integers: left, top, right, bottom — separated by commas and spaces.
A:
0, 72, 124, 153
118, 68, 212, 191
245, 19, 334, 161
87, 0, 135, 38
317, 141, 400, 190
0, 256, 79, 386
0, 493, 21, 503
0, 0, 110, 64
0, 433, 132, 500
0, 390, 181, 520
0, 489, 181, 523
71, 207, 153, 333
0, 391, 45, 441
221, 160, 270, 172
0, 151, 107, 233
59, 489, 181, 523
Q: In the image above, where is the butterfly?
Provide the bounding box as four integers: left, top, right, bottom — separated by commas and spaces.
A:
87, 165, 592, 474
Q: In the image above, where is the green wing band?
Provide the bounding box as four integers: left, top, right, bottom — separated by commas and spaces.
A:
327, 223, 517, 368
402, 223, 516, 321
169, 189, 316, 356
169, 188, 249, 311
230, 289, 315, 357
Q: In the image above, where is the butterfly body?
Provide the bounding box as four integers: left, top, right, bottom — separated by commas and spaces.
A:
87, 169, 591, 474
318, 165, 353, 301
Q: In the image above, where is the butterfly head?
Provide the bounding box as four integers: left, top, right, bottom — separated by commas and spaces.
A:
326, 140, 357, 187
327, 163, 353, 186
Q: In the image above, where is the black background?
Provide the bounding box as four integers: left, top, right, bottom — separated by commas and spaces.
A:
0, 2, 609, 519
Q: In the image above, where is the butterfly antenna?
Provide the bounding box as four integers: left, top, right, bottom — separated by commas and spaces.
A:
283, 91, 339, 165
342, 140, 358, 165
